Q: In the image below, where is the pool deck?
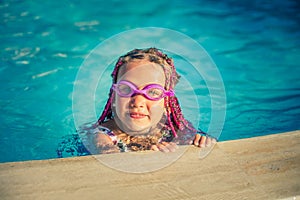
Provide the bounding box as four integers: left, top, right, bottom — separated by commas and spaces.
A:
0, 131, 299, 200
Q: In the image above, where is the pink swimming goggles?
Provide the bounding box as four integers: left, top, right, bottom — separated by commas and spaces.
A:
112, 80, 174, 101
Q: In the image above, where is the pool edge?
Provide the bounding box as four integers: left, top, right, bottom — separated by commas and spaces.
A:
1, 130, 299, 200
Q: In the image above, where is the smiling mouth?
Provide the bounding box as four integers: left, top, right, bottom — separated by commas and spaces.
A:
129, 112, 148, 119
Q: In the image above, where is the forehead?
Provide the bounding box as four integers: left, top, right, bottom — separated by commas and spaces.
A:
117, 61, 165, 86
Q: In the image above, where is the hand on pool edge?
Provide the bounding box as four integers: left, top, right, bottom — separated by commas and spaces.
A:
151, 142, 178, 153
192, 134, 217, 148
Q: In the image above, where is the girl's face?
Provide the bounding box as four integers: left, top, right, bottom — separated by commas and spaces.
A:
113, 60, 166, 135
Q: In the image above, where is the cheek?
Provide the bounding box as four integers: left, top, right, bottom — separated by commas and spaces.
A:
115, 96, 129, 115
148, 100, 165, 117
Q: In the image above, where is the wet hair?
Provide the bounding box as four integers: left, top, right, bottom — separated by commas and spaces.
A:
97, 47, 197, 138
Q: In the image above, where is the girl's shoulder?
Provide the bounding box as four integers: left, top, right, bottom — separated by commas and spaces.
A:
78, 120, 115, 135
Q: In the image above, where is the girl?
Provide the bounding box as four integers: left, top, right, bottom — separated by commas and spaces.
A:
92, 47, 216, 154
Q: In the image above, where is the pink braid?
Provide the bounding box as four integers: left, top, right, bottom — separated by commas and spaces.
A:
97, 58, 124, 124
160, 51, 198, 136
97, 88, 114, 124
164, 97, 177, 137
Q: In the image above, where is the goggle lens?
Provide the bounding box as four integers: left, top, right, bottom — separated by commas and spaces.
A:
113, 80, 174, 101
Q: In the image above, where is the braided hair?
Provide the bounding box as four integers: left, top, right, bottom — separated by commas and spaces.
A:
97, 47, 197, 138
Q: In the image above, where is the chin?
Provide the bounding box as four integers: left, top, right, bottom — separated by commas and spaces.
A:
126, 125, 151, 134
121, 122, 154, 135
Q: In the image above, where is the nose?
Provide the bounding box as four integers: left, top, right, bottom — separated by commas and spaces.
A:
130, 94, 146, 108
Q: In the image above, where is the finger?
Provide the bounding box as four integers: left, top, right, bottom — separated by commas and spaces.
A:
163, 142, 178, 152
171, 142, 179, 149
212, 138, 217, 144
162, 142, 177, 147
193, 134, 201, 146
199, 136, 207, 147
157, 143, 170, 153
206, 136, 212, 147
151, 145, 159, 151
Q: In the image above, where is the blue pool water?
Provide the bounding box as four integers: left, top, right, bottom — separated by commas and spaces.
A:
1, 0, 299, 162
